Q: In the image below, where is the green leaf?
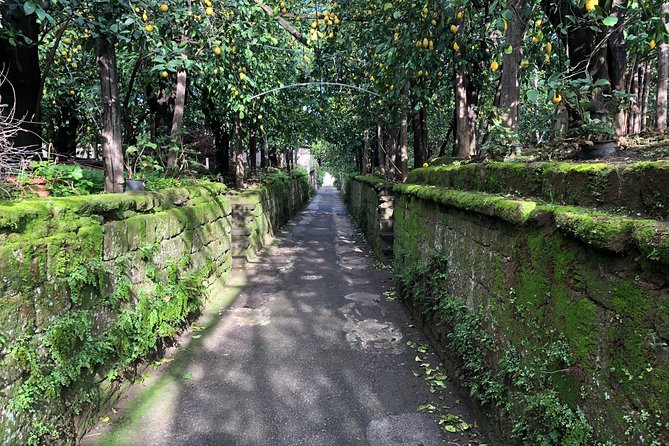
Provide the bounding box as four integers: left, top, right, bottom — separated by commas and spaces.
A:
393, 11, 401, 19
181, 373, 192, 379
384, 2, 393, 10
23, 1, 36, 15
504, 45, 513, 54
602, 16, 618, 27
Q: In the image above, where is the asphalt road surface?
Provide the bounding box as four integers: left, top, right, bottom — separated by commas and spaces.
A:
84, 187, 489, 446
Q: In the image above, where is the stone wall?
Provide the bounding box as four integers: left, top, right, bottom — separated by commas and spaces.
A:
0, 173, 311, 445
343, 175, 394, 259
344, 165, 669, 445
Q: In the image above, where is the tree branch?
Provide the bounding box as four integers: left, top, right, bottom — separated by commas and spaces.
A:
253, 0, 309, 46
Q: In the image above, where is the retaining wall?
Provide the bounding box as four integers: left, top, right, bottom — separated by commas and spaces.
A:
344, 163, 669, 446
0, 172, 311, 445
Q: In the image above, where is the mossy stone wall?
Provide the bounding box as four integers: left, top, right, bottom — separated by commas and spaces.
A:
410, 160, 669, 218
0, 175, 310, 445
343, 175, 394, 259
344, 165, 668, 445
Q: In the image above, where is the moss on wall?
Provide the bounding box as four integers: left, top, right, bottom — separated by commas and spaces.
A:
392, 189, 669, 446
345, 166, 668, 445
0, 175, 310, 445
407, 160, 669, 218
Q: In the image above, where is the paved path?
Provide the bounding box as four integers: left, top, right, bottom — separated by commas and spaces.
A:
85, 187, 488, 446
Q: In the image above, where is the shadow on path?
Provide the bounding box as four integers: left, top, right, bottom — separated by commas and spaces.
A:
83, 187, 489, 446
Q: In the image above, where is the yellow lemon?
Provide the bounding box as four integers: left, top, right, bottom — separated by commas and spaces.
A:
160, 4, 168, 12
69, 89, 76, 95
450, 24, 457, 33
145, 24, 154, 32
535, 19, 542, 27
161, 70, 169, 78
520, 59, 529, 69
650, 39, 657, 49
214, 46, 222, 55
456, 11, 463, 20
422, 37, 429, 48
422, 162, 429, 168
551, 94, 562, 104
491, 60, 499, 71
431, 19, 436, 25
63, 37, 72, 45
453, 42, 460, 52
545, 42, 552, 54
205, 6, 214, 15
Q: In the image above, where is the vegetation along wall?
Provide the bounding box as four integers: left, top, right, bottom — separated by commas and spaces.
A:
0, 171, 312, 445
345, 162, 669, 446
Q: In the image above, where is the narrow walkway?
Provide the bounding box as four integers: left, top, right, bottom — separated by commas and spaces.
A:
85, 187, 488, 446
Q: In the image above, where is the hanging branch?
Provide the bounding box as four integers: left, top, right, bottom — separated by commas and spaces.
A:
253, 0, 309, 46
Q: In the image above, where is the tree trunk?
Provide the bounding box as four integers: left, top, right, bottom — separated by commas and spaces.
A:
496, 0, 527, 133
412, 108, 428, 167
641, 61, 651, 132
168, 69, 187, 166
376, 119, 385, 178
657, 3, 669, 129
234, 113, 244, 188
249, 127, 257, 174
398, 109, 409, 181
454, 69, 475, 157
261, 134, 268, 168
362, 129, 370, 174
0, 1, 41, 150
96, 35, 125, 193
387, 126, 398, 178
609, 0, 627, 135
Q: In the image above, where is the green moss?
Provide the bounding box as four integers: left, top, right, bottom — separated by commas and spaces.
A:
394, 184, 538, 224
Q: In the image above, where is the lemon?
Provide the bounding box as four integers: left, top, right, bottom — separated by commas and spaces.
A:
545, 42, 552, 54
551, 94, 562, 104
422, 37, 428, 48
422, 162, 429, 168
490, 60, 499, 71
205, 6, 214, 15
70, 62, 78, 69
69, 90, 76, 95
450, 24, 457, 33
63, 37, 72, 45
431, 19, 436, 25
453, 42, 460, 52
280, 1, 285, 7
145, 24, 154, 32
520, 59, 529, 69
214, 46, 222, 55
160, 4, 168, 12
535, 19, 542, 27
650, 39, 657, 49
428, 40, 434, 50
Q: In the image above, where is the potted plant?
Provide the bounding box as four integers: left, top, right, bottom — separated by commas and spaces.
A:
573, 110, 618, 159
124, 140, 161, 191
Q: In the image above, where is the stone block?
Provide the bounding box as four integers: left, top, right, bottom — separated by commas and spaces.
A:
103, 220, 128, 261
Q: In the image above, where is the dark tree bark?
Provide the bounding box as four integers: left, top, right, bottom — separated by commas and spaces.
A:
412, 107, 428, 167
0, 1, 42, 150
496, 0, 529, 133
249, 127, 257, 173
362, 129, 370, 174
234, 112, 244, 188
96, 35, 125, 193
261, 134, 268, 168
53, 103, 79, 157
